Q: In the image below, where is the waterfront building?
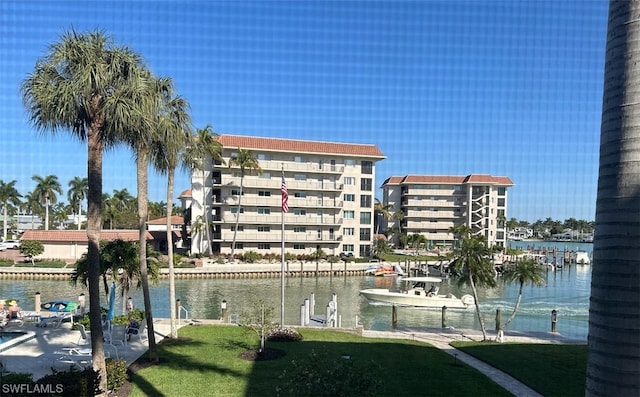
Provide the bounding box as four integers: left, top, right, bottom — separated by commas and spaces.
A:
381, 174, 514, 248
188, 134, 385, 258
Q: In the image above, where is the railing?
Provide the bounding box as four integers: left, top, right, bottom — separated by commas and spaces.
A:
177, 305, 189, 326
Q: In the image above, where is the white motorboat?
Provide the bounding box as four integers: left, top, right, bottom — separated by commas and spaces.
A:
359, 276, 475, 309
575, 251, 591, 264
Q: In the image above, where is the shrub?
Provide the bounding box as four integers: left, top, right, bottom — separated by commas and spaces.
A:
0, 258, 14, 266
36, 367, 101, 396
106, 358, 128, 392
267, 328, 303, 342
243, 251, 261, 263
276, 349, 384, 397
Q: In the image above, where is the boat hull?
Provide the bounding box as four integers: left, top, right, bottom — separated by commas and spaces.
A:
360, 289, 473, 309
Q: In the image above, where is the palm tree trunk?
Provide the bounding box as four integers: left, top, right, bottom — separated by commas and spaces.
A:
137, 149, 158, 362
202, 170, 212, 256
167, 168, 178, 338
587, 1, 640, 394
469, 274, 487, 341
504, 283, 524, 328
78, 201, 82, 230
230, 175, 244, 258
86, 120, 107, 395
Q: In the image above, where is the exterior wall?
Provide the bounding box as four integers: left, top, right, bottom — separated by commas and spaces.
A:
382, 175, 513, 248
190, 136, 384, 258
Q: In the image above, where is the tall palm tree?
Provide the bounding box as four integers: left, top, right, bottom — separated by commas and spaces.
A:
500, 258, 546, 329
68, 177, 88, 230
0, 180, 22, 241
449, 232, 497, 341
31, 174, 62, 230
183, 125, 224, 256
111, 188, 136, 213
21, 29, 151, 393
22, 191, 40, 230
123, 74, 175, 363
227, 148, 262, 258
586, 1, 640, 395
373, 198, 392, 235
150, 89, 192, 339
392, 210, 404, 247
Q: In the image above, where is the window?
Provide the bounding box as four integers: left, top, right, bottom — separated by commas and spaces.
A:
294, 244, 306, 249
497, 209, 505, 217
343, 244, 354, 252
294, 156, 305, 163
360, 195, 371, 207
344, 177, 355, 185
257, 153, 271, 161
259, 172, 271, 179
230, 207, 244, 214
231, 189, 244, 196
317, 229, 322, 239
257, 243, 271, 250
343, 227, 354, 236
295, 174, 306, 181
454, 185, 462, 192
258, 226, 270, 232
294, 227, 306, 232
344, 210, 355, 219
231, 242, 243, 249
498, 187, 506, 195
429, 185, 440, 190
257, 208, 271, 215
360, 212, 371, 224
230, 225, 244, 231
361, 161, 373, 174
258, 190, 271, 197
359, 228, 370, 241
344, 193, 355, 202
294, 209, 307, 216
359, 245, 371, 257
360, 178, 372, 191
497, 231, 505, 240
345, 159, 356, 168
497, 198, 505, 207
294, 192, 307, 198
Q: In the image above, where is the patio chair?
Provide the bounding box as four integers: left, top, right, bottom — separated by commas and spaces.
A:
128, 319, 147, 343
77, 324, 90, 345
109, 325, 127, 347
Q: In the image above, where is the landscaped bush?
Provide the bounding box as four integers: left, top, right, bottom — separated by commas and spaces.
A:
267, 327, 303, 342
243, 251, 261, 263
36, 367, 101, 396
15, 259, 67, 268
0, 258, 14, 266
106, 358, 128, 392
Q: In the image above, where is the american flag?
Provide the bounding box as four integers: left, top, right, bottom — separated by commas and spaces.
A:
281, 171, 288, 213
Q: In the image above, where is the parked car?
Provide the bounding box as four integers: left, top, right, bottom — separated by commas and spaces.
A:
339, 252, 354, 259
3, 240, 21, 249
0, 242, 6, 251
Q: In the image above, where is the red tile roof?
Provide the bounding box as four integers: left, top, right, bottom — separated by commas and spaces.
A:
21, 230, 154, 243
147, 216, 184, 225
382, 174, 514, 186
218, 134, 385, 158
178, 189, 192, 199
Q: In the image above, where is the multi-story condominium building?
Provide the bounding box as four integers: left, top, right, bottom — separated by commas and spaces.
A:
190, 134, 385, 258
381, 174, 514, 248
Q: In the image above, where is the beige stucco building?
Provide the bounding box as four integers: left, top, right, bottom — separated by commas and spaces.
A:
189, 134, 385, 258
381, 174, 514, 248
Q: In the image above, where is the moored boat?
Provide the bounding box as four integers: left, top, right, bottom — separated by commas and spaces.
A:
359, 276, 474, 309
41, 300, 78, 312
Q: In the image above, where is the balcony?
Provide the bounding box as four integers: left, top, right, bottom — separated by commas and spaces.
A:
252, 159, 345, 174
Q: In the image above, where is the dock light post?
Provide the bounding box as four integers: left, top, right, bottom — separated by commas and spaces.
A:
35, 292, 41, 314
221, 300, 228, 323
77, 293, 84, 315
551, 309, 558, 333
127, 297, 133, 313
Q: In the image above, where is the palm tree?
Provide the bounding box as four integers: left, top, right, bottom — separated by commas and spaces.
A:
586, 1, 640, 394
22, 191, 40, 230
111, 188, 135, 213
31, 174, 62, 230
21, 29, 151, 393
500, 258, 546, 329
182, 125, 224, 256
373, 198, 392, 235
0, 180, 22, 241
392, 210, 404, 247
227, 148, 262, 258
68, 177, 88, 230
449, 233, 497, 341
150, 89, 192, 339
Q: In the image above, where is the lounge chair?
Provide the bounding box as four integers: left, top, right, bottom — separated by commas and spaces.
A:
37, 312, 73, 328
128, 319, 147, 343
109, 325, 128, 347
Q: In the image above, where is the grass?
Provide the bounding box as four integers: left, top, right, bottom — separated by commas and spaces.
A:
128, 326, 512, 397
452, 341, 587, 397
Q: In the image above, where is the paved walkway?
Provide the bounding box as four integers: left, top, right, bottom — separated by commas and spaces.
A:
362, 327, 585, 397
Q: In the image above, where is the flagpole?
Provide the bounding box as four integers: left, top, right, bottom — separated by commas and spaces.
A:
280, 164, 286, 327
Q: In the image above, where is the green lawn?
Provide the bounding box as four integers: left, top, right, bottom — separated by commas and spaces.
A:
128, 326, 512, 397
452, 341, 588, 397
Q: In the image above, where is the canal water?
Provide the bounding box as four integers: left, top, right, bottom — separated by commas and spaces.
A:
1, 241, 592, 340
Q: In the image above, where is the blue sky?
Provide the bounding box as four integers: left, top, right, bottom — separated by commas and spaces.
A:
0, 1, 608, 222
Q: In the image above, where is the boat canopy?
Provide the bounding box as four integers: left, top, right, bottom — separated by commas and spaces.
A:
399, 276, 442, 283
